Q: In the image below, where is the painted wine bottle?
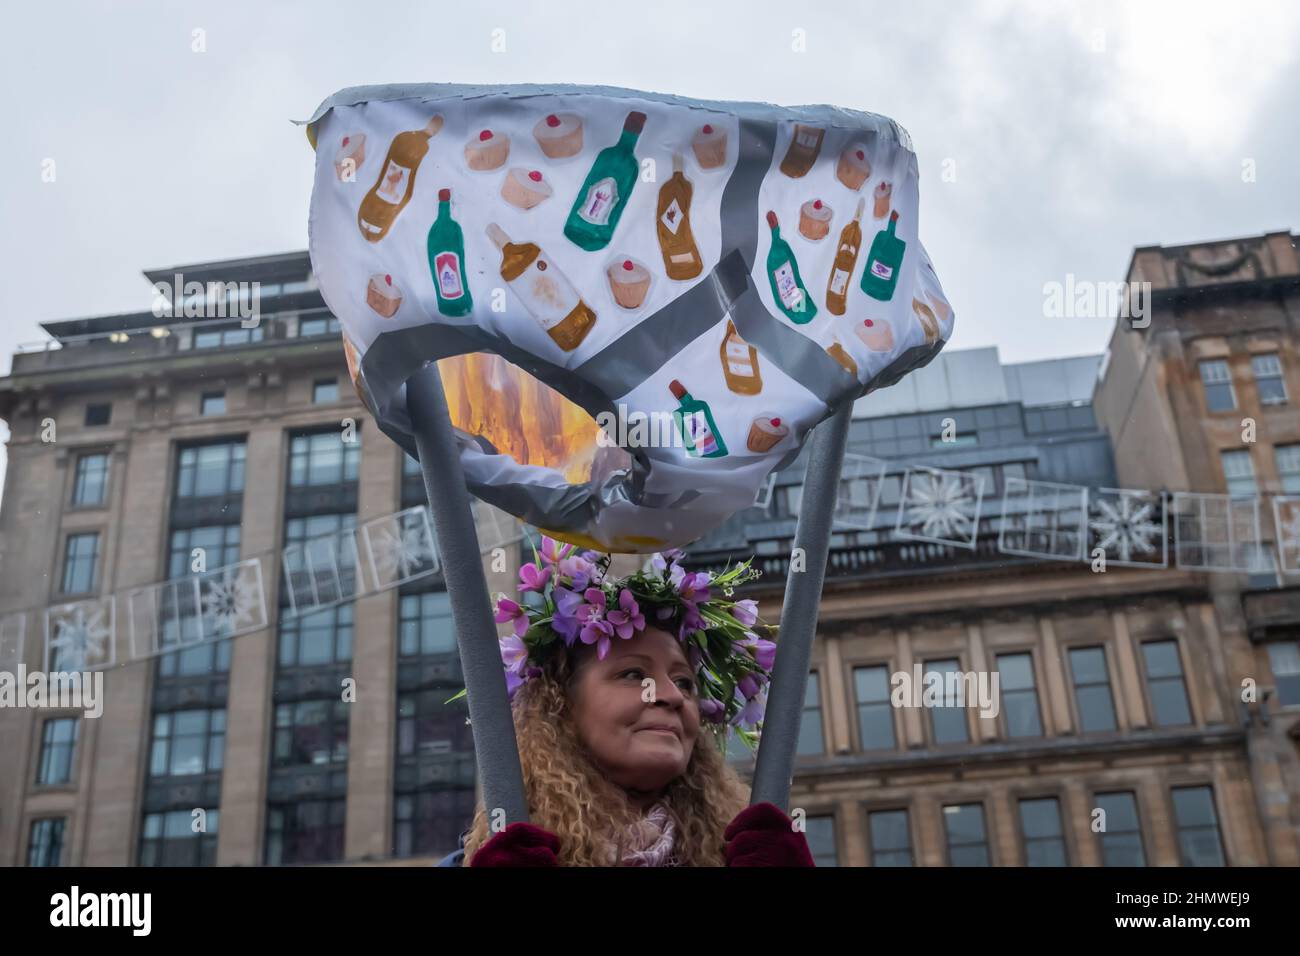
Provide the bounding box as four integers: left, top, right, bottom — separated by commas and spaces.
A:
669, 379, 727, 458
860, 210, 906, 301
427, 188, 472, 316
564, 111, 647, 251
765, 210, 817, 323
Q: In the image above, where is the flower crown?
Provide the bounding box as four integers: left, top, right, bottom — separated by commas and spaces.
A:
489, 536, 778, 753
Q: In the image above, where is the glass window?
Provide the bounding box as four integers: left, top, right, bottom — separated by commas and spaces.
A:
36, 718, 78, 785
1141, 640, 1192, 726
398, 591, 455, 656
1095, 791, 1145, 866
313, 379, 339, 404
868, 809, 913, 866
278, 603, 353, 667
396, 688, 472, 758
1068, 646, 1117, 732
148, 708, 225, 777
265, 798, 346, 865
804, 815, 838, 867
200, 392, 226, 416
1267, 641, 1300, 707
931, 433, 978, 448
943, 803, 990, 866
175, 440, 246, 499
798, 673, 824, 756
1171, 786, 1226, 866
273, 699, 350, 767
1019, 797, 1068, 866
997, 652, 1043, 737
139, 808, 219, 867
1275, 445, 1300, 494
193, 323, 265, 349
925, 658, 969, 744
72, 453, 109, 506
1199, 359, 1235, 412
28, 818, 65, 867
1220, 449, 1256, 496
393, 788, 477, 860
298, 316, 340, 337
853, 665, 896, 750
84, 403, 111, 427
288, 431, 360, 487
1251, 353, 1287, 405
60, 532, 100, 594
167, 525, 241, 579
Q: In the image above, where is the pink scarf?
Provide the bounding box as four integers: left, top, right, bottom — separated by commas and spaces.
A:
609, 801, 679, 867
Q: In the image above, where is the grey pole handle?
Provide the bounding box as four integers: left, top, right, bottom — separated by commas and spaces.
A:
406, 361, 531, 826
749, 402, 852, 809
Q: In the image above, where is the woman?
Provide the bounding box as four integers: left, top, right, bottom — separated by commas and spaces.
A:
435, 539, 815, 867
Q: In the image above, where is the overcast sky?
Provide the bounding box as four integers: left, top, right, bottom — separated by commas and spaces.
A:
2, 0, 1299, 491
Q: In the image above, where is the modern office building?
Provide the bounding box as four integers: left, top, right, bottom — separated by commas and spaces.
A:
2, 232, 1297, 867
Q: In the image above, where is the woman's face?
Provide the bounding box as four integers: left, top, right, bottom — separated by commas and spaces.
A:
568, 625, 701, 795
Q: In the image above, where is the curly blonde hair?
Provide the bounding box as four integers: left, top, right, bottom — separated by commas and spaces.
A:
462, 646, 752, 866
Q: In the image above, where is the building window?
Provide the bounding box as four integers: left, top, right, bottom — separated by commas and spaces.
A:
393, 789, 476, 859
1251, 353, 1287, 405
139, 809, 220, 866
804, 815, 838, 866
71, 452, 109, 506
943, 803, 990, 866
1171, 786, 1226, 866
1220, 449, 1256, 496
1267, 641, 1300, 707
288, 431, 360, 487
997, 652, 1043, 737
60, 532, 100, 594
200, 391, 226, 416
798, 672, 824, 756
399, 591, 455, 656
84, 403, 111, 427
925, 658, 970, 744
27, 818, 65, 867
193, 323, 265, 349
1199, 359, 1235, 412
157, 636, 232, 679
148, 709, 226, 777
1095, 791, 1145, 866
313, 379, 339, 404
1141, 640, 1192, 726
397, 690, 472, 758
868, 809, 913, 866
273, 699, 350, 767
1275, 445, 1300, 494
1068, 646, 1117, 733
36, 718, 79, 785
167, 525, 241, 579
176, 441, 246, 498
930, 432, 978, 449
279, 603, 353, 667
778, 484, 803, 518
266, 798, 345, 865
852, 665, 896, 751
299, 317, 341, 337
1018, 797, 1068, 866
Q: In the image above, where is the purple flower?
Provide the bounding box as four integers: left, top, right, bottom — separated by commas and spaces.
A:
500, 634, 528, 674
493, 596, 529, 638
539, 536, 576, 566
698, 697, 726, 724
605, 588, 645, 640
651, 548, 686, 575
732, 599, 758, 628
577, 588, 616, 659
551, 587, 584, 646
557, 554, 594, 590
738, 632, 777, 672
504, 667, 526, 699
731, 687, 766, 727
677, 570, 711, 605
519, 563, 551, 593
738, 673, 762, 700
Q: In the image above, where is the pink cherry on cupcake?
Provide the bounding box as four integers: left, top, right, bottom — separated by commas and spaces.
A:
528, 170, 542, 182
479, 129, 493, 141
771, 417, 781, 427
703, 123, 714, 134
863, 319, 873, 327
546, 114, 560, 127
342, 136, 350, 146
813, 199, 823, 209
622, 260, 634, 271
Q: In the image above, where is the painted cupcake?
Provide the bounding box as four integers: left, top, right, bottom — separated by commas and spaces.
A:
501, 168, 553, 210
465, 128, 510, 171
533, 113, 583, 159
799, 199, 833, 241
691, 123, 728, 169
366, 273, 402, 318
747, 414, 790, 453
836, 143, 872, 191
855, 317, 894, 352
607, 258, 651, 310
873, 181, 893, 219
334, 133, 366, 180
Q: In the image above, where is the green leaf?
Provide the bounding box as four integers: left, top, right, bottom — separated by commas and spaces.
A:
443, 687, 468, 705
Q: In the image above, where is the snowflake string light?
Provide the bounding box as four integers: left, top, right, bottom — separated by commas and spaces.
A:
47, 602, 112, 671
372, 518, 437, 582
201, 567, 259, 637
897, 468, 981, 546
1089, 491, 1164, 564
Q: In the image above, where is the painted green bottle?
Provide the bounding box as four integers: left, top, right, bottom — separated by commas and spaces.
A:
428, 188, 473, 316
765, 210, 816, 323
669, 379, 727, 458
563, 111, 647, 251
860, 210, 906, 301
